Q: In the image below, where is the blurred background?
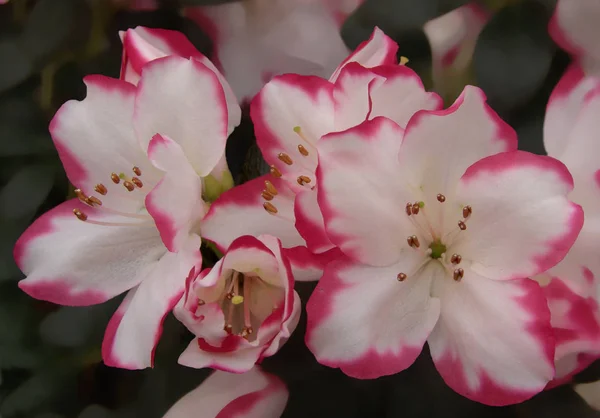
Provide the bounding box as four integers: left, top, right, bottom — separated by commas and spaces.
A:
0, 0, 598, 416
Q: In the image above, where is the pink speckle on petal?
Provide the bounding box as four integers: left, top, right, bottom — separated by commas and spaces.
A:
18, 279, 107, 306
583, 267, 595, 285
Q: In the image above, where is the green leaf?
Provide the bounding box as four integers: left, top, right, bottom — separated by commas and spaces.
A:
473, 2, 555, 112
0, 345, 43, 369
0, 38, 33, 93
1, 369, 70, 416
78, 405, 113, 418
0, 164, 56, 221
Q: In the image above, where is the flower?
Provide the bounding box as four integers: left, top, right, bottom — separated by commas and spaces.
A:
549, 0, 600, 76
535, 64, 600, 386
174, 235, 300, 373
14, 54, 238, 369
305, 86, 583, 405
202, 28, 441, 282
163, 367, 288, 418
185, 0, 363, 102
424, 4, 488, 99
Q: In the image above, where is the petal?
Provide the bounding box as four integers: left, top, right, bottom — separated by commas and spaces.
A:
428, 274, 555, 406
397, 85, 517, 203
284, 246, 343, 282
179, 337, 263, 373
544, 64, 600, 157
251, 74, 334, 191
454, 151, 583, 280
329, 27, 398, 82
49, 75, 160, 211
102, 235, 202, 369
16, 200, 165, 306
367, 65, 443, 127
294, 190, 334, 254
316, 117, 411, 266
305, 255, 441, 379
146, 134, 205, 252
162, 367, 288, 418
121, 27, 241, 134
549, 0, 600, 74
202, 175, 304, 252
134, 56, 228, 177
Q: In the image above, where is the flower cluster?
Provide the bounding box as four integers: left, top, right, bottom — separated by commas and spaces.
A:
13, 1, 600, 414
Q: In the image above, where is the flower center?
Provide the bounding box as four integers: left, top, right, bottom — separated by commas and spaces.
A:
429, 240, 446, 259
215, 270, 257, 341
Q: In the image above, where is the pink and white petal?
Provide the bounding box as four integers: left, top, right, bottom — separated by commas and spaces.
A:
306, 255, 441, 379
294, 190, 334, 254
368, 65, 443, 127
329, 27, 398, 82
544, 64, 600, 157
162, 367, 288, 418
174, 292, 229, 347
397, 85, 517, 211
251, 74, 334, 189
179, 336, 263, 373
134, 56, 228, 177
202, 175, 304, 252
454, 151, 583, 281
284, 246, 342, 282
221, 235, 280, 281
262, 291, 301, 358
50, 75, 160, 211
549, 0, 600, 75
428, 273, 555, 406
102, 235, 202, 369
16, 200, 165, 306
146, 134, 205, 252
317, 117, 412, 266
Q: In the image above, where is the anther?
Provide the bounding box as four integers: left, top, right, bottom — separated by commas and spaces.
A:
131, 177, 143, 188
231, 295, 244, 305
437, 194, 446, 203
74, 189, 89, 204
73, 208, 88, 221
111, 173, 120, 184
123, 181, 135, 192
226, 292, 234, 300
132, 166, 142, 176
458, 221, 467, 231
264, 180, 278, 196
400, 56, 409, 65
405, 203, 413, 216
224, 324, 233, 334
407, 235, 420, 248
297, 175, 311, 186
270, 165, 282, 178
411, 203, 420, 215
94, 183, 108, 195
261, 191, 274, 201
241, 327, 253, 339
450, 254, 462, 265
462, 205, 472, 219
397, 273, 407, 282
278, 153, 293, 165
263, 202, 278, 214
198, 299, 205, 306
88, 196, 102, 206
298, 144, 309, 156
453, 268, 464, 281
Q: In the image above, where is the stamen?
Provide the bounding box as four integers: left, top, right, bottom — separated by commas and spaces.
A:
297, 175, 311, 186
94, 184, 108, 195
400, 56, 409, 65
123, 181, 135, 192
298, 144, 309, 156
73, 208, 88, 221
111, 173, 120, 184
405, 203, 413, 216
88, 196, 102, 206
278, 153, 293, 165
263, 202, 278, 214
131, 177, 143, 188
458, 221, 467, 231
270, 165, 282, 178
453, 268, 464, 281
264, 180, 278, 196
224, 324, 233, 334
261, 191, 274, 201
231, 295, 244, 305
462, 205, 472, 219
407, 235, 420, 248
198, 299, 205, 306
450, 254, 462, 265
437, 194, 446, 203
132, 166, 142, 176
74, 189, 93, 206
411, 203, 420, 215
241, 326, 253, 339
243, 279, 251, 331
397, 273, 407, 282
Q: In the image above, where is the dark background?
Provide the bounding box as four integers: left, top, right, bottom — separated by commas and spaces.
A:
0, 0, 598, 416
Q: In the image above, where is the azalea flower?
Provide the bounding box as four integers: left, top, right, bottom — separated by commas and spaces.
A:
305, 87, 583, 405
174, 235, 300, 373
185, 0, 363, 102
202, 28, 441, 282
163, 367, 288, 418
14, 54, 240, 369
549, 0, 600, 76
536, 64, 600, 385
424, 4, 488, 99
